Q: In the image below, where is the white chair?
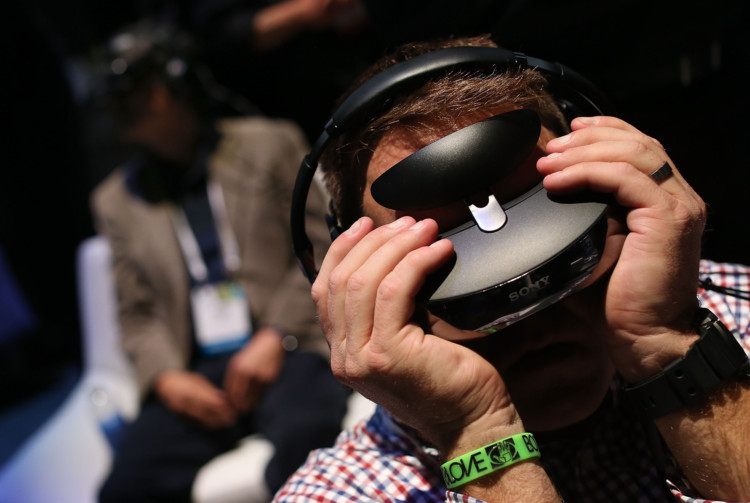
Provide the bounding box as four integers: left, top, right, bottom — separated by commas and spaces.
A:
0, 236, 138, 503
0, 236, 375, 503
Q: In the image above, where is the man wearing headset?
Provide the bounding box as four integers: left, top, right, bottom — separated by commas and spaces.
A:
274, 35, 750, 502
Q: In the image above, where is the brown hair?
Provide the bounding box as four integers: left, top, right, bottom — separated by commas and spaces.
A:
321, 34, 568, 229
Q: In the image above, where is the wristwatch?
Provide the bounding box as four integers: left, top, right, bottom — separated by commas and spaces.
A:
622, 308, 750, 420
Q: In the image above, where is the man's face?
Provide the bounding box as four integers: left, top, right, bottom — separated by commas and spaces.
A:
117, 83, 199, 158
362, 118, 615, 431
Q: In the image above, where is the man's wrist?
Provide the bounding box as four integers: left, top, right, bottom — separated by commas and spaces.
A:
438, 407, 525, 462
153, 368, 183, 393
256, 326, 299, 352
441, 433, 541, 489
622, 308, 750, 420
615, 331, 699, 384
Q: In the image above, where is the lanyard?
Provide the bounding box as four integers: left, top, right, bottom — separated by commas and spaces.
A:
171, 179, 241, 284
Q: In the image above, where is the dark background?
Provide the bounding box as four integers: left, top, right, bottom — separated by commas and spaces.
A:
1, 0, 747, 413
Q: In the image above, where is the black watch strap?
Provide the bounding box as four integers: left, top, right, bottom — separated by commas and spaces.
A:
623, 308, 750, 420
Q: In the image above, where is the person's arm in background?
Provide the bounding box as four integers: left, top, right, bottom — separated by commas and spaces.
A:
193, 0, 365, 53
250, 0, 365, 51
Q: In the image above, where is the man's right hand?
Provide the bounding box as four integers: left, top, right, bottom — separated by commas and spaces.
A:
154, 370, 237, 429
312, 214, 563, 501
311, 215, 524, 455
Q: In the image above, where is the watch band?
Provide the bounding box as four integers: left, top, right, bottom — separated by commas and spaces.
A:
623, 308, 750, 420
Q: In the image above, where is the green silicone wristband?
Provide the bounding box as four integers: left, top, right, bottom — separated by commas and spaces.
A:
441, 433, 541, 490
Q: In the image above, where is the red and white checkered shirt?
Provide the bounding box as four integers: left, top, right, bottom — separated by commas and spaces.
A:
275, 260, 749, 503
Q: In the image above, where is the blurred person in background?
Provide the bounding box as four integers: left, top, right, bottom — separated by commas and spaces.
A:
91, 21, 347, 502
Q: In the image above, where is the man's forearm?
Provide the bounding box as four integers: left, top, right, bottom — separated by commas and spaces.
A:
656, 379, 750, 501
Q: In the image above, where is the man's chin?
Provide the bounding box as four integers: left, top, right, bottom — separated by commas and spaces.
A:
508, 362, 614, 432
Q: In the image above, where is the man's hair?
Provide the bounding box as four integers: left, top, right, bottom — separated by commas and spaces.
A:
320, 34, 568, 230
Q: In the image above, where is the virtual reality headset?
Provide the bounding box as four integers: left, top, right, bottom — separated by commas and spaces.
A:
291, 46, 614, 332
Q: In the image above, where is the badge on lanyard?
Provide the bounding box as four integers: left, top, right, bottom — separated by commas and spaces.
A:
191, 281, 251, 355
173, 180, 251, 356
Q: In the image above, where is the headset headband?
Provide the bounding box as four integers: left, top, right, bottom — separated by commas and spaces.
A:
291, 46, 614, 281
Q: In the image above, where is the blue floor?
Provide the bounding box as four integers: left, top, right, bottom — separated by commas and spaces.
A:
0, 366, 80, 469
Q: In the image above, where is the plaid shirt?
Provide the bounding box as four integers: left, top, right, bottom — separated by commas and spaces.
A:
275, 260, 749, 503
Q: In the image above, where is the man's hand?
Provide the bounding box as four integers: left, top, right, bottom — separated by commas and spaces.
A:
538, 116, 707, 380
154, 370, 237, 429
223, 327, 285, 413
539, 117, 750, 501
314, 215, 559, 500
312, 216, 523, 452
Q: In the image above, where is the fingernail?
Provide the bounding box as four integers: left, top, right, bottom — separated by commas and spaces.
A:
553, 133, 572, 145
546, 152, 562, 159
386, 217, 410, 229
409, 220, 426, 231
577, 117, 598, 125
347, 218, 363, 234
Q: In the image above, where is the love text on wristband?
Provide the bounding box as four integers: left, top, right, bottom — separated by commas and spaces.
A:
441, 433, 541, 490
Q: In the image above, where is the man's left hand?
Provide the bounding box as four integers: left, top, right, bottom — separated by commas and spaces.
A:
224, 327, 286, 413
538, 116, 707, 381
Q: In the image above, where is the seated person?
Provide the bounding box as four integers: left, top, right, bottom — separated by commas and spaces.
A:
92, 23, 348, 502
274, 34, 750, 502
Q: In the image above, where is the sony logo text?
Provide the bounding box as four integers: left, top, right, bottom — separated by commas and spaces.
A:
509, 276, 551, 302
